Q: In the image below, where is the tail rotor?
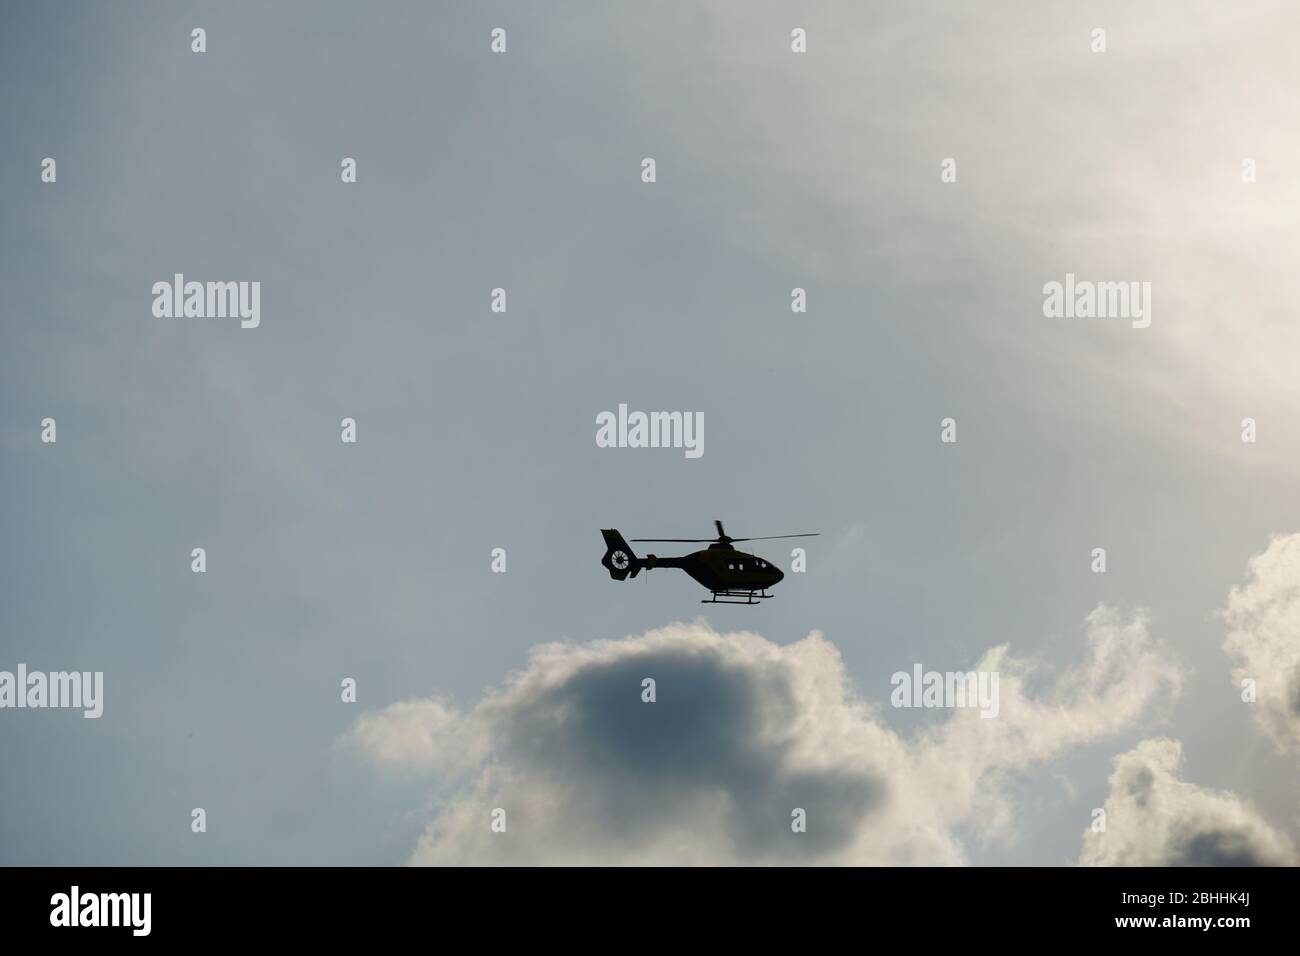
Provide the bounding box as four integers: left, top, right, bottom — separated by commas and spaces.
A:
600, 529, 641, 580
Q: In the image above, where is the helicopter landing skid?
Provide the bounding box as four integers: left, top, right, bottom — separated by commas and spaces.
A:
702, 589, 772, 605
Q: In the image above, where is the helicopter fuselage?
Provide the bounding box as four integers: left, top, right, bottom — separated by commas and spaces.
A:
601, 525, 811, 604
642, 544, 784, 592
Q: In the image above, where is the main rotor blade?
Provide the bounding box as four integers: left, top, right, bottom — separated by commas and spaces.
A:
630, 538, 713, 543
728, 533, 820, 542
715, 519, 726, 538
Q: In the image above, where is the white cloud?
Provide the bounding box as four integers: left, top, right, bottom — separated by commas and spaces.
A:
344, 697, 471, 775
347, 607, 1181, 864
916, 606, 1184, 844
1223, 532, 1300, 755
1079, 738, 1296, 866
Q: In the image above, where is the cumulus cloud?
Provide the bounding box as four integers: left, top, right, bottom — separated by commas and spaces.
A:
346, 697, 473, 775
914, 606, 1183, 843
1079, 738, 1297, 866
1224, 533, 1300, 755
345, 608, 1181, 865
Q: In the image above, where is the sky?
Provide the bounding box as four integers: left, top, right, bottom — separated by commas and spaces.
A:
1, 0, 1298, 865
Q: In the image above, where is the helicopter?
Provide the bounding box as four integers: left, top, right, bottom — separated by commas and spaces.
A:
600, 521, 818, 604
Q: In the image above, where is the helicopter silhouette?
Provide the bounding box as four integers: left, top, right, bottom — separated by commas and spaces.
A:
601, 520, 818, 604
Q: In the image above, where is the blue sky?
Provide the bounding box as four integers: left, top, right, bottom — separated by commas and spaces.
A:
2, 0, 1298, 865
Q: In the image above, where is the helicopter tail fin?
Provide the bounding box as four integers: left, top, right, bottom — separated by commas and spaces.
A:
600, 529, 641, 580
